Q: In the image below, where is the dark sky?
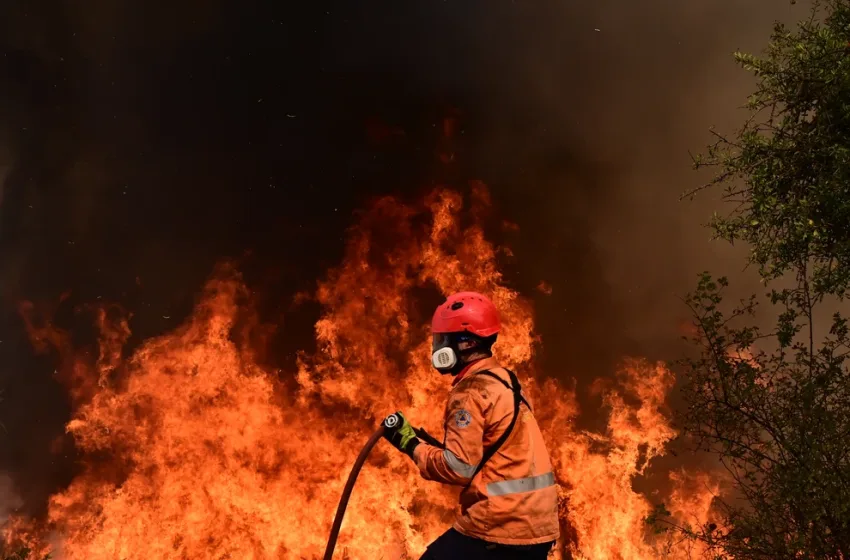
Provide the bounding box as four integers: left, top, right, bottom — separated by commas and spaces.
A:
0, 0, 805, 514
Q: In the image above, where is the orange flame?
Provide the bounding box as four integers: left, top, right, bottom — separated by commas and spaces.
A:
3, 186, 724, 559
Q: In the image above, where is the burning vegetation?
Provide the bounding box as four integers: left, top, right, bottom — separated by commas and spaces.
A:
1, 188, 723, 559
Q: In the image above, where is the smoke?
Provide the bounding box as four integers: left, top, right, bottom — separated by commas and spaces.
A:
0, 105, 11, 252
0, 161, 7, 211
0, 121, 8, 210
462, 0, 805, 355
0, 0, 808, 353
334, 0, 811, 395
0, 0, 818, 521
0, 472, 23, 525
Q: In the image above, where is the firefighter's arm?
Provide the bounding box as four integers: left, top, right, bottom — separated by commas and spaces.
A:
412, 391, 488, 485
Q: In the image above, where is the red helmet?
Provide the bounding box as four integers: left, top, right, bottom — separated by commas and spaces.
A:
431, 292, 500, 337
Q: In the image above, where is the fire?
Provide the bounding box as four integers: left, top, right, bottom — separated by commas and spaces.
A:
3, 186, 723, 559
542, 362, 723, 559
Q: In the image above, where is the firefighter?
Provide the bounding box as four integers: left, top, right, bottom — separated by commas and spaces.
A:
384, 292, 560, 559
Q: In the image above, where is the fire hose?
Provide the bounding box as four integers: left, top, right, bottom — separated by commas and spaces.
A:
323, 413, 446, 560
321, 413, 395, 560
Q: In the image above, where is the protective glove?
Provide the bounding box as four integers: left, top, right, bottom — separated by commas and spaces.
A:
382, 411, 420, 458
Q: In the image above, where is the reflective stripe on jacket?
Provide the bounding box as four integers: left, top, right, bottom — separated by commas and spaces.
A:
413, 358, 560, 546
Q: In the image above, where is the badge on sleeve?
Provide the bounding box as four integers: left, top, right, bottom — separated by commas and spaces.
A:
453, 409, 472, 428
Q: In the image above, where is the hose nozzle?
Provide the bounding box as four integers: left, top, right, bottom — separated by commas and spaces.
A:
382, 412, 402, 429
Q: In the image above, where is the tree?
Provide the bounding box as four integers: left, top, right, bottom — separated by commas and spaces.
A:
691, 0, 850, 298
658, 1, 850, 558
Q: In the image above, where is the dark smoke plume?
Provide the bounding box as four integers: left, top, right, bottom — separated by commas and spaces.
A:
0, 0, 809, 516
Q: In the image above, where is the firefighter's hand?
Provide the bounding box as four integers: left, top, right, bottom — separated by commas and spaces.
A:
382, 412, 420, 458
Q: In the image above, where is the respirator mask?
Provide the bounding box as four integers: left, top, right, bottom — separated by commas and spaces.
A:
431, 332, 492, 375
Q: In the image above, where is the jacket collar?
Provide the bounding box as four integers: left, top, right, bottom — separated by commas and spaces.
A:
452, 356, 500, 386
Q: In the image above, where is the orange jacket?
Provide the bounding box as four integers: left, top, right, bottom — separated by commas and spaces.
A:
413, 357, 560, 546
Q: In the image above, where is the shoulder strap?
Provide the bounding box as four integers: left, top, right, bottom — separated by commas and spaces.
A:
465, 369, 529, 486
474, 369, 531, 411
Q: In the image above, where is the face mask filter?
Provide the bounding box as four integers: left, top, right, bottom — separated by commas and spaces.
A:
432, 332, 488, 375
431, 347, 457, 371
